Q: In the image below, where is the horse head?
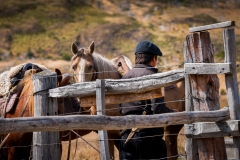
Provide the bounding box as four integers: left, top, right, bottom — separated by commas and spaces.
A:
71, 41, 96, 82
71, 41, 121, 83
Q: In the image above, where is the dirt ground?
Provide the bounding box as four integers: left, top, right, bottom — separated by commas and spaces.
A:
61, 129, 186, 160
61, 131, 119, 160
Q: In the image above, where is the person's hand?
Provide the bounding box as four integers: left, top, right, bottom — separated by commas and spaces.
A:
173, 109, 179, 112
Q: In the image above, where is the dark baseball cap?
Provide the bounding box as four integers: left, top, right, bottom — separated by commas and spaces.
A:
135, 40, 162, 56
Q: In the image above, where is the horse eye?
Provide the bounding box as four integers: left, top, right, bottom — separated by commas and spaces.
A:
72, 66, 76, 70
88, 65, 93, 69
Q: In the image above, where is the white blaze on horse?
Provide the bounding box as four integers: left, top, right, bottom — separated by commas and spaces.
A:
71, 41, 121, 82
70, 41, 185, 160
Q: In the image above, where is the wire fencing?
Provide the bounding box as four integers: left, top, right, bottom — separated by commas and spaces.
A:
0, 90, 187, 115
1, 132, 187, 159
0, 62, 184, 82
0, 62, 186, 159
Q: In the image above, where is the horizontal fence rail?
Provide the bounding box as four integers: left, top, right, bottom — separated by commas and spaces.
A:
189, 21, 235, 32
0, 107, 229, 134
49, 68, 184, 98
184, 63, 232, 74
185, 120, 240, 138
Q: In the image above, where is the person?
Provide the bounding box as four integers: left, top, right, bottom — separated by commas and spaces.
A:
119, 40, 176, 160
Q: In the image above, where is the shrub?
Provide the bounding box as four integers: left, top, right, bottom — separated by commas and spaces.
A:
62, 53, 71, 61
26, 48, 35, 59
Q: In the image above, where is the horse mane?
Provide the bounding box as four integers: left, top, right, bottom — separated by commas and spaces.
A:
92, 52, 121, 79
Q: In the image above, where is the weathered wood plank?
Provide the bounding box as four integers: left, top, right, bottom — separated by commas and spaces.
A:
49, 68, 184, 98
32, 70, 60, 160
190, 21, 235, 32
96, 79, 110, 160
184, 63, 232, 74
185, 31, 227, 159
184, 41, 199, 160
185, 120, 240, 138
185, 139, 199, 160
223, 28, 240, 120
0, 107, 229, 134
80, 88, 163, 107
223, 26, 240, 159
233, 137, 240, 160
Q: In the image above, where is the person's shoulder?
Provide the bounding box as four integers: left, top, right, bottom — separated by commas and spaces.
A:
122, 72, 133, 78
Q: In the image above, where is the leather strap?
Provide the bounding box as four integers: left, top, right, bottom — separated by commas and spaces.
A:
125, 111, 146, 144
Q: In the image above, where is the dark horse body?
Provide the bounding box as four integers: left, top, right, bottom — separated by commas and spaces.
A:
70, 41, 185, 160
0, 68, 91, 160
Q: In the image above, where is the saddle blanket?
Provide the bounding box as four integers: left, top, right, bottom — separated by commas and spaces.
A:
0, 63, 47, 97
0, 63, 47, 117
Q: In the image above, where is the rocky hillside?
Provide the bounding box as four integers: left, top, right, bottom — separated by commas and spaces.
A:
0, 0, 240, 72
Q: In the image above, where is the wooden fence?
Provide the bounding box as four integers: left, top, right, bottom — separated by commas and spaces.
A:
0, 21, 239, 160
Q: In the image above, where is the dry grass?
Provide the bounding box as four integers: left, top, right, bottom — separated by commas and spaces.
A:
61, 131, 187, 160
61, 132, 119, 160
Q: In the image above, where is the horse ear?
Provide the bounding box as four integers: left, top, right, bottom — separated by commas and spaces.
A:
89, 41, 94, 54
58, 74, 71, 87
71, 42, 78, 55
55, 68, 63, 86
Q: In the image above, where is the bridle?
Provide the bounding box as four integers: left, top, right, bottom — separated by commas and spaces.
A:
71, 49, 98, 83
91, 66, 97, 81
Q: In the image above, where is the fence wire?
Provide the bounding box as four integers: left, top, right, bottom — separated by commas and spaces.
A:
1, 90, 186, 115
1, 132, 187, 158
0, 62, 184, 83
0, 62, 197, 159
0, 86, 203, 116
1, 133, 186, 147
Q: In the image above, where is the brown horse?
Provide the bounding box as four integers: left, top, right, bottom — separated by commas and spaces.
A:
70, 41, 185, 160
0, 69, 37, 160
71, 41, 125, 158
0, 68, 91, 160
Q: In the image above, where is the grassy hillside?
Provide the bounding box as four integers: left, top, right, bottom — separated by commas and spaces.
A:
0, 0, 240, 72
0, 1, 238, 159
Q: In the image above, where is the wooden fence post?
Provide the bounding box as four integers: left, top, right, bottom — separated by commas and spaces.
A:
33, 70, 60, 160
184, 42, 199, 160
185, 31, 227, 159
96, 79, 110, 160
223, 27, 240, 159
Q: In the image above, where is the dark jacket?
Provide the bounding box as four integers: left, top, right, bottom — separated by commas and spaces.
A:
119, 64, 174, 115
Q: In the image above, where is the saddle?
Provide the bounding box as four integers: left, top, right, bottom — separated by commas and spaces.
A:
0, 63, 46, 117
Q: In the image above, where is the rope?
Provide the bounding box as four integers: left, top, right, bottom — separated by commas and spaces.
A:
70, 130, 100, 153
159, 154, 187, 159
67, 132, 71, 160
0, 134, 10, 149
61, 131, 71, 138
72, 137, 78, 160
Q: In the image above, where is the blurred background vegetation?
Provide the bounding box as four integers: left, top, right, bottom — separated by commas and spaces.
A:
0, 0, 240, 72
0, 1, 238, 159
